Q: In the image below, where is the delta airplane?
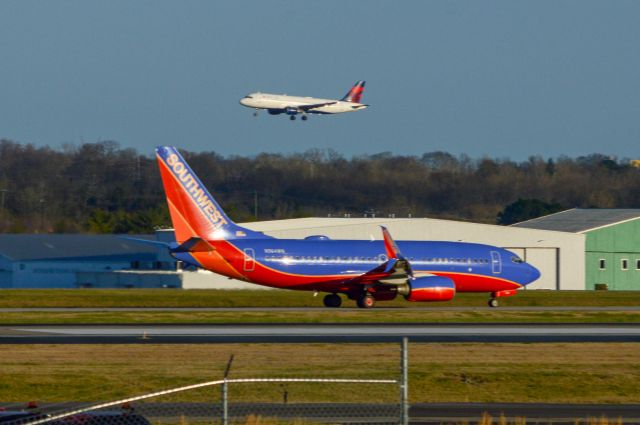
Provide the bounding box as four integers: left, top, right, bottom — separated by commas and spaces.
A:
239, 81, 368, 120
144, 146, 540, 308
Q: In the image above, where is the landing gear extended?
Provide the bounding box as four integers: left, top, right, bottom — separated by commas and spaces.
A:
488, 289, 518, 308
356, 293, 375, 309
323, 293, 342, 308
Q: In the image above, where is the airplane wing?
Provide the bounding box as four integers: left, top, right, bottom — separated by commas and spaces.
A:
297, 101, 337, 111
349, 226, 414, 285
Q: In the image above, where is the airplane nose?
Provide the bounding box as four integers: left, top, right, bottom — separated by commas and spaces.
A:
526, 264, 541, 284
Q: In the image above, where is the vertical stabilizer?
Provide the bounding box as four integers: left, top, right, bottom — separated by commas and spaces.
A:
155, 146, 270, 243
341, 80, 366, 103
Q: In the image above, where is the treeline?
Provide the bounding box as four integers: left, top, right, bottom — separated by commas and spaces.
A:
0, 139, 638, 233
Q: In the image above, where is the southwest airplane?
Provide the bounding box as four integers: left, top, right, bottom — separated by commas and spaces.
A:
148, 146, 540, 308
239, 81, 368, 121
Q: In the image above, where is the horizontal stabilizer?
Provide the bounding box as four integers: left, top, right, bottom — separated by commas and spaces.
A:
119, 236, 171, 249
173, 237, 215, 253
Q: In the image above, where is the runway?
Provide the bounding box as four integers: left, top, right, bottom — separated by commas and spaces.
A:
2, 323, 639, 343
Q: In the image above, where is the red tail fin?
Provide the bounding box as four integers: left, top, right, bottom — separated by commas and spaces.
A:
341, 80, 366, 103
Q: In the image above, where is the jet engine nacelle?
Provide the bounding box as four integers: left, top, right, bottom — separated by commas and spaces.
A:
267, 109, 283, 115
398, 276, 456, 302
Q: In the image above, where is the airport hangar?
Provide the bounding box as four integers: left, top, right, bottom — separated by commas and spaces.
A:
0, 216, 585, 290
513, 208, 640, 290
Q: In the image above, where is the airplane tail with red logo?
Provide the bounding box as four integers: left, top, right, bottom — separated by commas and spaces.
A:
155, 146, 271, 244
341, 80, 366, 103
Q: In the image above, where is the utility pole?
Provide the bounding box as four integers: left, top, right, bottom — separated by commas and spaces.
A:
254, 191, 258, 220
39, 198, 46, 233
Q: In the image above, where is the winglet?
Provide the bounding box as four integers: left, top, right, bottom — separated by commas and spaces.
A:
381, 226, 403, 259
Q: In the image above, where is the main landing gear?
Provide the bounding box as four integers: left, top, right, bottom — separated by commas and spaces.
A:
356, 293, 375, 309
289, 115, 296, 120
488, 298, 499, 308
323, 293, 342, 308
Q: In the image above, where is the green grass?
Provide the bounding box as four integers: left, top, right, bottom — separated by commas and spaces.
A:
2, 289, 639, 324
1, 288, 640, 308
1, 343, 639, 404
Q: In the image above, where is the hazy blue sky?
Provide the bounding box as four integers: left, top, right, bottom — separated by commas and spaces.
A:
1, 1, 639, 159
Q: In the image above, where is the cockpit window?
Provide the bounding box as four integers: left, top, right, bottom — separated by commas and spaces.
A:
511, 256, 523, 264
243, 95, 253, 99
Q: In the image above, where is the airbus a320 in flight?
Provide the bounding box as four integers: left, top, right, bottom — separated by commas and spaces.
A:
128, 147, 541, 309
239, 81, 368, 120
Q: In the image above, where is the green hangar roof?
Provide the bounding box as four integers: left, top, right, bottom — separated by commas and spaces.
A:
512, 209, 640, 233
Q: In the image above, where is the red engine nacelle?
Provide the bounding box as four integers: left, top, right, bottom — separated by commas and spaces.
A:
400, 276, 456, 302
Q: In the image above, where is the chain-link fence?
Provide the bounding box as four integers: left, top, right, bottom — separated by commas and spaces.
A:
1, 378, 401, 425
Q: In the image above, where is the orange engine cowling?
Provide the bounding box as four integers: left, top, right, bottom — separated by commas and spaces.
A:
400, 276, 456, 302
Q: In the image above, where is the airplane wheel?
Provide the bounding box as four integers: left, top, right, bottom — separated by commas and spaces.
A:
301, 115, 308, 121
253, 111, 258, 117
289, 115, 296, 120
323, 293, 341, 308
357, 294, 375, 309
488, 298, 499, 308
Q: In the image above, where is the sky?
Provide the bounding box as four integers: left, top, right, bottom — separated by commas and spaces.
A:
1, 0, 639, 160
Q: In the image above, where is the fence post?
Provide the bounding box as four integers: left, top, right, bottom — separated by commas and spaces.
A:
400, 337, 409, 425
221, 355, 234, 425
221, 380, 228, 425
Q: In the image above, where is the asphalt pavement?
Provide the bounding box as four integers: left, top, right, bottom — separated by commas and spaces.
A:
2, 323, 639, 343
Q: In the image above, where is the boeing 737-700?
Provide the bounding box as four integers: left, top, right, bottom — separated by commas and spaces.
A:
239, 81, 368, 120
132, 147, 540, 308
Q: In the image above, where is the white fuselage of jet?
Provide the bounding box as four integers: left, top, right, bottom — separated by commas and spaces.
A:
240, 93, 368, 115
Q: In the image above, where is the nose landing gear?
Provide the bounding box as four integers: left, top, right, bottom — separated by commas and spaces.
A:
488, 298, 499, 308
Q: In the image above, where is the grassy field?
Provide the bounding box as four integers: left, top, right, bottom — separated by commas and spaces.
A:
2, 289, 640, 308
1, 343, 639, 404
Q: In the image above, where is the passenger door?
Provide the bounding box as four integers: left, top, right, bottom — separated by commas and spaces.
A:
243, 248, 255, 272
490, 251, 502, 274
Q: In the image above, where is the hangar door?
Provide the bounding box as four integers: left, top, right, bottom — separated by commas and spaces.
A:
504, 247, 558, 290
